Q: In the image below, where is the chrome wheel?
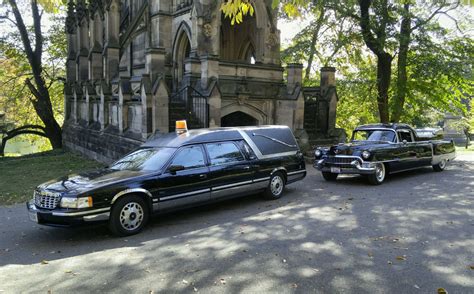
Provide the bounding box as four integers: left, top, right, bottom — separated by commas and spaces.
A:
270, 175, 284, 196
375, 164, 386, 182
119, 202, 144, 231
439, 159, 446, 169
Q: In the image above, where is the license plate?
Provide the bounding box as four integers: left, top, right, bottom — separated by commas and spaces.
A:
29, 211, 38, 223
331, 167, 341, 173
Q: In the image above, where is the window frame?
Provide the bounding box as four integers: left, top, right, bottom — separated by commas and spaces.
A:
203, 141, 248, 167
397, 129, 414, 143
165, 144, 208, 172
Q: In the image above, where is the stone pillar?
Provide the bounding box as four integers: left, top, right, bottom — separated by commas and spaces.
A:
145, 48, 166, 83
320, 67, 337, 132
118, 78, 131, 134
200, 54, 219, 89
85, 82, 97, 125
140, 75, 152, 140
286, 63, 303, 90
65, 0, 77, 83
75, 0, 89, 82
99, 80, 111, 130
72, 83, 82, 124
89, 10, 104, 80
152, 79, 169, 134
103, 0, 120, 80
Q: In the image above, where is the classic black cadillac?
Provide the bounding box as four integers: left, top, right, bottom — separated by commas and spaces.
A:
27, 123, 306, 236
314, 123, 456, 185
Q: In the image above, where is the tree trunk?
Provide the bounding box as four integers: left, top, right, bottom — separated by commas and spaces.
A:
358, 0, 393, 123
376, 53, 392, 123
391, 3, 411, 123
8, 0, 62, 149
304, 6, 325, 84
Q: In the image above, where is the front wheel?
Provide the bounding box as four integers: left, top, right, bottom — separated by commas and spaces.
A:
263, 172, 286, 200
368, 163, 386, 185
433, 159, 447, 172
109, 195, 149, 237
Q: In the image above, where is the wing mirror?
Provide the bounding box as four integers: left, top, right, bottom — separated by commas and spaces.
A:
168, 165, 185, 174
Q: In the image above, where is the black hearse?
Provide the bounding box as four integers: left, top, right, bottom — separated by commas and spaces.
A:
27, 122, 306, 236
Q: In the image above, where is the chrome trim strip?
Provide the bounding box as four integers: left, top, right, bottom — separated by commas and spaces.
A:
160, 188, 210, 201
287, 170, 306, 175
253, 177, 270, 183
111, 188, 153, 204
238, 130, 264, 159
83, 212, 110, 222
52, 207, 110, 217
251, 133, 297, 148
213, 180, 253, 191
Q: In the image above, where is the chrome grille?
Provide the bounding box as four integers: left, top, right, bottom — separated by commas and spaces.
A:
34, 190, 61, 209
325, 156, 361, 168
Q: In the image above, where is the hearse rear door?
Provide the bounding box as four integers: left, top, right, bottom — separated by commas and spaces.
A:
205, 141, 257, 200
156, 145, 211, 211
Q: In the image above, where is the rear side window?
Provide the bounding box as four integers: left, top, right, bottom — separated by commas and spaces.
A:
398, 130, 413, 142
206, 142, 245, 166
170, 146, 206, 169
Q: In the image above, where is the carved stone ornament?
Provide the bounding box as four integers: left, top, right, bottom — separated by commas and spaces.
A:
202, 23, 213, 38
65, 0, 76, 34
237, 94, 248, 105
266, 32, 278, 48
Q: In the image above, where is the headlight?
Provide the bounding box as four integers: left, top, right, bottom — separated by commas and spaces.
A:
60, 197, 93, 209
362, 150, 371, 160
315, 149, 322, 157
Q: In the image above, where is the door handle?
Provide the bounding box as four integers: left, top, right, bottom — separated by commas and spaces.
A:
243, 166, 251, 170
199, 174, 207, 179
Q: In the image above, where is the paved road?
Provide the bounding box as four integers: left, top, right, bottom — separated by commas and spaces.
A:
1, 154, 473, 293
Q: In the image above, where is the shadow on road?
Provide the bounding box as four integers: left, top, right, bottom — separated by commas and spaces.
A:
0, 157, 472, 293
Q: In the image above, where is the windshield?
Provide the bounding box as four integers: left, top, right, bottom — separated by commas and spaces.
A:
109, 148, 175, 171
352, 129, 396, 143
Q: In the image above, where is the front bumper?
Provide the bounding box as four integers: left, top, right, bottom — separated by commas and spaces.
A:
26, 201, 110, 227
313, 158, 376, 175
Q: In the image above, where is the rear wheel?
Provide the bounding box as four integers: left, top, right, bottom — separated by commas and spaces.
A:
263, 172, 285, 200
433, 159, 447, 172
322, 172, 338, 181
109, 195, 149, 237
368, 163, 386, 185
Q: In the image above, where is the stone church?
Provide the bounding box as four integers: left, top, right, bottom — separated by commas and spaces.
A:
63, 0, 338, 162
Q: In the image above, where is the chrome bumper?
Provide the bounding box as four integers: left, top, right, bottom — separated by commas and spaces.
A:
27, 200, 110, 226
314, 157, 376, 174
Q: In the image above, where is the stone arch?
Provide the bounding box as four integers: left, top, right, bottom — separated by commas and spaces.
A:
238, 38, 256, 63
221, 103, 267, 126
173, 22, 192, 86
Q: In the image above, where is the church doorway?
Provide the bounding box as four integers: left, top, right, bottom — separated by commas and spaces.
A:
221, 111, 259, 127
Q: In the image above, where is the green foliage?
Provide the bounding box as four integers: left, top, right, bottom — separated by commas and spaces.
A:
0, 150, 103, 205
0, 13, 66, 152
281, 0, 473, 131
221, 0, 255, 25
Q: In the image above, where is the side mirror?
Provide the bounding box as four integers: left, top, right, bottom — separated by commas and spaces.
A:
168, 165, 185, 174
402, 139, 408, 144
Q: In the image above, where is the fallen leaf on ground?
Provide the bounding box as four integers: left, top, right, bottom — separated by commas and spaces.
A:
396, 255, 406, 261
193, 287, 198, 292
414, 284, 420, 289
220, 278, 226, 285
182, 280, 188, 285
469, 265, 474, 270
65, 270, 73, 274
291, 283, 298, 288
437, 288, 448, 294
40, 260, 49, 265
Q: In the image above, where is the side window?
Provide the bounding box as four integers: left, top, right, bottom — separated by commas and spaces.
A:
170, 145, 206, 169
206, 142, 245, 166
398, 130, 413, 142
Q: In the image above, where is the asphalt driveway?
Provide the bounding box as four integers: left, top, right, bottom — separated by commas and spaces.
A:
0, 154, 473, 293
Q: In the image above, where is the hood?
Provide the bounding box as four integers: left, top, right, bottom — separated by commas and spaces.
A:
329, 141, 389, 156
37, 169, 151, 195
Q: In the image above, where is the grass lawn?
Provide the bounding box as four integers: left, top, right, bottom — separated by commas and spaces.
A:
0, 150, 103, 206
456, 144, 474, 154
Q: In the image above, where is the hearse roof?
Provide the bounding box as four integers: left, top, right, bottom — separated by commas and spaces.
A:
142, 125, 296, 151
355, 123, 414, 131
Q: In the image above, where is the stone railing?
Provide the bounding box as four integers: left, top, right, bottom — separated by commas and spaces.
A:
219, 61, 284, 81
